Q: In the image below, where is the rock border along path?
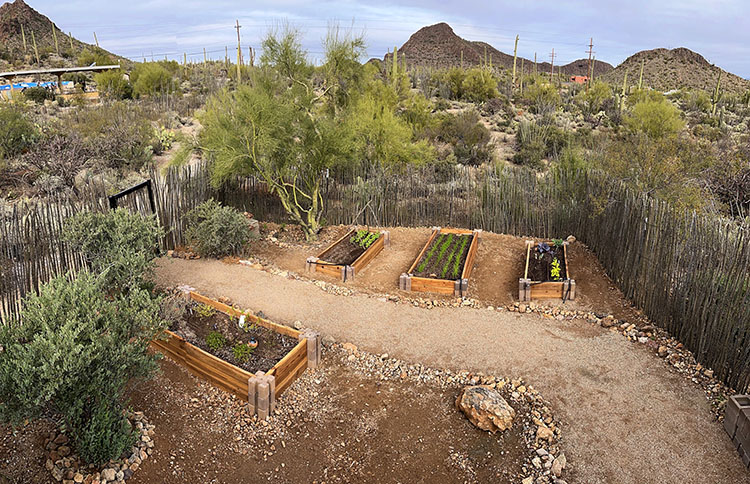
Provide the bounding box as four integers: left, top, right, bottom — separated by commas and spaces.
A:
156, 257, 750, 484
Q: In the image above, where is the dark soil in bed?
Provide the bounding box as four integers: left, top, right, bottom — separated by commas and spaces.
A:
169, 302, 297, 374
527, 244, 568, 282
319, 233, 365, 265
412, 233, 474, 280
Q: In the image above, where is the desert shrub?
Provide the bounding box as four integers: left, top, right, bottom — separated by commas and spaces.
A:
94, 69, 133, 100
21, 133, 90, 189
62, 208, 163, 291
576, 80, 612, 116
131, 62, 177, 97
399, 93, 434, 134
78, 47, 114, 67
232, 342, 254, 363
22, 86, 55, 104
0, 271, 166, 465
481, 95, 512, 117
0, 105, 38, 159
185, 199, 252, 258
624, 96, 685, 139
461, 68, 499, 103
708, 142, 750, 217
523, 81, 560, 115
513, 121, 549, 168
64, 102, 156, 169
428, 110, 493, 166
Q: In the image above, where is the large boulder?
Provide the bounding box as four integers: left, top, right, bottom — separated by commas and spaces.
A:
456, 385, 516, 433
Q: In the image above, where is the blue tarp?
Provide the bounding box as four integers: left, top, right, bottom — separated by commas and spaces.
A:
0, 81, 74, 91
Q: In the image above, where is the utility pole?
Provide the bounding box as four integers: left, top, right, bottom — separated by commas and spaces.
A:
235, 20, 243, 83
512, 34, 519, 87
93, 31, 99, 48
586, 37, 594, 91
203, 47, 207, 63
549, 49, 555, 80
225, 46, 229, 67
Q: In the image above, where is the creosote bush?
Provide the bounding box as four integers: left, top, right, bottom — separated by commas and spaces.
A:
185, 199, 253, 258
0, 105, 38, 160
0, 271, 167, 465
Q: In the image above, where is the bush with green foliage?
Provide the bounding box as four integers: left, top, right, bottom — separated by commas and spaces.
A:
63, 208, 163, 291
435, 67, 499, 103
22, 86, 55, 104
131, 62, 178, 97
0, 271, 166, 465
185, 199, 252, 258
94, 69, 133, 100
428, 110, 493, 166
576, 81, 612, 116
0, 105, 38, 160
232, 342, 254, 363
523, 80, 560, 115
78, 47, 114, 67
624, 95, 685, 139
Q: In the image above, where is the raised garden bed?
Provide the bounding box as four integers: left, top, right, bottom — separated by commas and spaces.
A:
306, 227, 390, 281
519, 240, 576, 301
399, 227, 481, 296
150, 291, 321, 418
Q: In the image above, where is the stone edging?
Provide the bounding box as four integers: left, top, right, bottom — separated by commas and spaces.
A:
44, 412, 154, 484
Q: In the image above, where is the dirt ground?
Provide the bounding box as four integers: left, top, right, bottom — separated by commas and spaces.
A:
153, 255, 750, 484
252, 225, 642, 321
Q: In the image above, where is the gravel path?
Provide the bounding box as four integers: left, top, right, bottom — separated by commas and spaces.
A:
156, 258, 750, 484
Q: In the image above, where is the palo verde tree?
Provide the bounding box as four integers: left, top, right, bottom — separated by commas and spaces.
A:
201, 26, 426, 240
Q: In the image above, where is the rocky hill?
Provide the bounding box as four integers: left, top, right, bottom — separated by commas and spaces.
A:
600, 48, 749, 93
0, 0, 115, 70
383, 23, 614, 77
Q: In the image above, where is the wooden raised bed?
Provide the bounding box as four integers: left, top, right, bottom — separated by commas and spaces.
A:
399, 227, 481, 296
150, 291, 320, 418
519, 240, 576, 301
306, 227, 390, 282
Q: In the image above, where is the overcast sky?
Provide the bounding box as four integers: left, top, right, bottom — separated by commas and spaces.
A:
17, 0, 750, 78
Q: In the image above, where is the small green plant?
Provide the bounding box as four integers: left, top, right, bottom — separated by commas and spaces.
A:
232, 342, 254, 363
205, 331, 226, 351
550, 258, 562, 281
416, 234, 444, 272
350, 230, 380, 249
552, 238, 564, 248
195, 303, 216, 319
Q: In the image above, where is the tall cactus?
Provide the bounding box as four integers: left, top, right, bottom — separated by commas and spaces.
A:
638, 58, 645, 90
711, 70, 722, 117
51, 21, 59, 55
619, 72, 628, 112
68, 32, 73, 52
392, 46, 398, 81
21, 24, 27, 53
31, 30, 40, 66
512, 34, 519, 86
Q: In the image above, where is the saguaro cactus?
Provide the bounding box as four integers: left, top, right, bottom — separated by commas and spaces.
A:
512, 34, 519, 86
711, 70, 722, 117
638, 58, 645, 90
619, 72, 628, 112
392, 46, 398, 82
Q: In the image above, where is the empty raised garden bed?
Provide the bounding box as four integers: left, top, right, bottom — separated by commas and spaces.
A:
306, 227, 390, 281
150, 291, 320, 418
519, 240, 576, 301
399, 227, 481, 296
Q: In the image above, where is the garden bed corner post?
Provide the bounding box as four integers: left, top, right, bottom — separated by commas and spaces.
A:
305, 257, 319, 273
399, 273, 412, 291
300, 330, 322, 370
519, 279, 531, 302
248, 371, 276, 420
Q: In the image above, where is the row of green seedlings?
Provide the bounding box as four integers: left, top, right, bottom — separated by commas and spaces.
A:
350, 229, 381, 250
416, 233, 472, 280
197, 303, 257, 363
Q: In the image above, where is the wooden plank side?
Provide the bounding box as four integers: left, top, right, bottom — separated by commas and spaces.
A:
315, 263, 344, 278
439, 227, 474, 235
275, 356, 307, 395
150, 332, 252, 400
189, 291, 300, 338
351, 235, 385, 273
409, 276, 455, 295
269, 339, 307, 379
461, 233, 480, 280
408, 228, 438, 274
563, 243, 571, 280
317, 228, 355, 261
524, 240, 532, 280
530, 282, 565, 299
